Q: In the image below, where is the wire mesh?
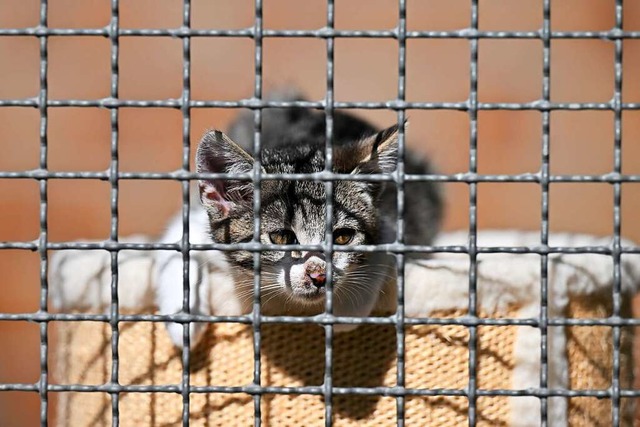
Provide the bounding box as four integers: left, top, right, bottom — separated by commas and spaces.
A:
1, 1, 639, 426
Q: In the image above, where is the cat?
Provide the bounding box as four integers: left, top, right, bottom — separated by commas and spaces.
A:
154, 91, 443, 347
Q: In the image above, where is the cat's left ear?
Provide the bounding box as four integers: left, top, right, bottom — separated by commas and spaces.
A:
355, 123, 400, 175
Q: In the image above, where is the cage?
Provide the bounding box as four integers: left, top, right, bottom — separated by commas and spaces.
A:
1, 1, 640, 426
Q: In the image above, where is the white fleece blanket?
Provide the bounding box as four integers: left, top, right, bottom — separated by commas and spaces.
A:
50, 230, 640, 314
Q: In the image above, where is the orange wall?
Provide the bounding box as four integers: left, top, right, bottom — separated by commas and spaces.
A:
1, 1, 640, 424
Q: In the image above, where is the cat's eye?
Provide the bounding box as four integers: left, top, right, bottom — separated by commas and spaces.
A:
269, 229, 298, 245
333, 228, 355, 245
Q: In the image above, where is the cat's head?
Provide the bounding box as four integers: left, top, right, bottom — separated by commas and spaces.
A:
196, 126, 398, 308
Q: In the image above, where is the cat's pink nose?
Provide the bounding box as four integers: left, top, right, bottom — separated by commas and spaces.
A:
307, 272, 326, 288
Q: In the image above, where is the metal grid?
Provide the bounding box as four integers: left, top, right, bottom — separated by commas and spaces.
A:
1, 1, 639, 426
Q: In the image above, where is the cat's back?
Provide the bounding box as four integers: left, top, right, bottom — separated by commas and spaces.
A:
228, 103, 376, 155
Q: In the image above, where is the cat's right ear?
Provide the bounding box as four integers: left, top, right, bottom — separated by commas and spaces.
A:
196, 130, 256, 217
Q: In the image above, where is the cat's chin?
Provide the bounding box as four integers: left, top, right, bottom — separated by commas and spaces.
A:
258, 290, 327, 316
290, 289, 326, 305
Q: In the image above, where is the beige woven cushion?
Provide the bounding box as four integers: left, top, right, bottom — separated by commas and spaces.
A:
565, 296, 634, 426
55, 309, 520, 426
54, 297, 634, 426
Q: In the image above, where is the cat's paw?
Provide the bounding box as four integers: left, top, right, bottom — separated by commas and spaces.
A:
165, 321, 207, 348
154, 253, 210, 349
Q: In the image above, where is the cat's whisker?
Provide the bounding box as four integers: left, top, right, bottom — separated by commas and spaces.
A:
284, 293, 295, 311
341, 281, 385, 297
345, 288, 363, 307
236, 288, 282, 307
336, 283, 362, 306
345, 272, 397, 282
234, 285, 283, 300
335, 289, 351, 303
261, 291, 284, 308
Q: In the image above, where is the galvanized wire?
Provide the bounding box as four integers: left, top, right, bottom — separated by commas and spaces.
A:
251, 0, 264, 424
0, 1, 638, 426
395, 1, 407, 424
107, 1, 121, 425
467, 2, 479, 424
611, 1, 624, 426
323, 1, 336, 425
36, 1, 50, 426
539, 0, 551, 423
179, 1, 193, 425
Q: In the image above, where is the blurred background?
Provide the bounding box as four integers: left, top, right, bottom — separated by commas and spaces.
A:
2, 0, 640, 424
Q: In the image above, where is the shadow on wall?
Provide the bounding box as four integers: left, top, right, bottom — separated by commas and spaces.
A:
1, 1, 640, 425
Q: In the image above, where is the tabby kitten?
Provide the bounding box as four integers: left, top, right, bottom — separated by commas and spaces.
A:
155, 94, 442, 347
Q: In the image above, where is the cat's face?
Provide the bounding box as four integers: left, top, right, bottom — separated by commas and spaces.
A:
196, 127, 398, 308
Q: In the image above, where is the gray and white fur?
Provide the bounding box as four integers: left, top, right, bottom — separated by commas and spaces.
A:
155, 92, 443, 347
